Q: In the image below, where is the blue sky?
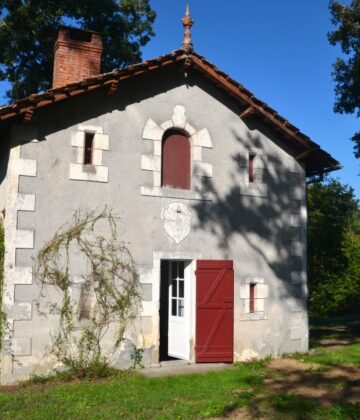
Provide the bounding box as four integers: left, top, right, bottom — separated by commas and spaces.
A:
141, 0, 359, 198
1, 0, 359, 197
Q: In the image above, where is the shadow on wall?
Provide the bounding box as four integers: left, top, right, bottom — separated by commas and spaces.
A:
11, 68, 306, 312
191, 126, 306, 311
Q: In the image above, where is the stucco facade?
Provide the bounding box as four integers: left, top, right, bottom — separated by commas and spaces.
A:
0, 67, 313, 384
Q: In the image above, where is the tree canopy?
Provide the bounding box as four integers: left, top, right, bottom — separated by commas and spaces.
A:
307, 178, 360, 316
0, 0, 156, 101
329, 0, 360, 158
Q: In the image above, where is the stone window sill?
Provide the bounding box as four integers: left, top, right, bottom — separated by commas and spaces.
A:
239, 313, 268, 321
239, 182, 268, 198
69, 163, 108, 183
82, 164, 96, 173
140, 186, 213, 201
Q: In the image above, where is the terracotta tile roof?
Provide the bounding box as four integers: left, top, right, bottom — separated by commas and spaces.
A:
0, 49, 340, 176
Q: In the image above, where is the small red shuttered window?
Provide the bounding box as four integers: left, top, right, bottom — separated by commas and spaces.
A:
162, 130, 191, 190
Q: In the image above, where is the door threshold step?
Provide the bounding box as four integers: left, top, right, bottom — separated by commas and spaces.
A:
142, 362, 233, 378
159, 359, 192, 367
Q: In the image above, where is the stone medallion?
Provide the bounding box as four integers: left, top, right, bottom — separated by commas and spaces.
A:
162, 202, 192, 244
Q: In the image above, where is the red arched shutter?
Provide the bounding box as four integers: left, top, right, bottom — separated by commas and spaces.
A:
162, 131, 191, 190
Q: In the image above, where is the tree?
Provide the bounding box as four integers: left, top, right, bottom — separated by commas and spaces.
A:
0, 0, 156, 101
329, 0, 360, 159
307, 178, 360, 315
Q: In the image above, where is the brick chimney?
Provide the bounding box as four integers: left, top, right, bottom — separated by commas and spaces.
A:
52, 26, 103, 88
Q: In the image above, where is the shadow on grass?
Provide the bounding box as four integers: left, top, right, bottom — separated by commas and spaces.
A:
221, 316, 360, 419
221, 359, 360, 419
309, 314, 360, 348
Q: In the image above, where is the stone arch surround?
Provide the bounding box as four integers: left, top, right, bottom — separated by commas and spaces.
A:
140, 105, 213, 201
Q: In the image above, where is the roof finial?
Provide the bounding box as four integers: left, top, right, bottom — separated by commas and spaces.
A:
182, 3, 194, 53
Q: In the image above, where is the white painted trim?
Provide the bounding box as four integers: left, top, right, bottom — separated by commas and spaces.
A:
167, 260, 191, 360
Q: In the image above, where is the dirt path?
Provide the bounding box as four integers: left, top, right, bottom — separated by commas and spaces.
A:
265, 358, 360, 405
223, 358, 360, 419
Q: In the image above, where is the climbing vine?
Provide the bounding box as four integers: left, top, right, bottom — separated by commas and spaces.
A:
34, 208, 141, 377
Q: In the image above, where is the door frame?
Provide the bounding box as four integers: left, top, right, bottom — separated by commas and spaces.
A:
167, 260, 191, 360
158, 258, 196, 361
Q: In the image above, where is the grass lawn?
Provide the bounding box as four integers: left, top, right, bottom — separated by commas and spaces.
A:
0, 315, 359, 419
0, 362, 264, 419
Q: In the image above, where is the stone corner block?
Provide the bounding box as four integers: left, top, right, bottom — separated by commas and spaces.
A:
142, 119, 164, 141
71, 131, 84, 147
184, 122, 196, 136
15, 159, 37, 177
11, 338, 32, 356
94, 133, 109, 151
256, 284, 268, 299
16, 194, 36, 212
172, 105, 187, 129
141, 155, 161, 172
291, 271, 306, 285
160, 120, 174, 131
290, 241, 304, 257
191, 128, 212, 148
14, 267, 33, 285
15, 230, 34, 249
9, 303, 32, 321
193, 162, 213, 178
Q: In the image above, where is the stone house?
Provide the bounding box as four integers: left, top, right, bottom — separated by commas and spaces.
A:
0, 10, 340, 384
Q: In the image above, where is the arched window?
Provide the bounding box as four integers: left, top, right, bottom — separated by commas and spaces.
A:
162, 130, 191, 190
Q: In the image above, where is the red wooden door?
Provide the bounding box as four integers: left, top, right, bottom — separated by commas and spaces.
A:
195, 260, 234, 363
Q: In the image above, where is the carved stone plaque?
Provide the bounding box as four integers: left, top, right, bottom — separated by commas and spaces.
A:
162, 202, 192, 244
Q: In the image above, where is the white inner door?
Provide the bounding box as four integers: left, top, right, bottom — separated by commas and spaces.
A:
168, 260, 190, 359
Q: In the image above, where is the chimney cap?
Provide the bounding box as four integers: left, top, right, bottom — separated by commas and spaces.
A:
57, 25, 101, 36
56, 25, 102, 44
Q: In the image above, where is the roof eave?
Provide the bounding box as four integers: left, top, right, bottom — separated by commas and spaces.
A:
0, 49, 340, 176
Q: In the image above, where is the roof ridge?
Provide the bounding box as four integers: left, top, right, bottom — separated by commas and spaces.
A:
0, 48, 340, 176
